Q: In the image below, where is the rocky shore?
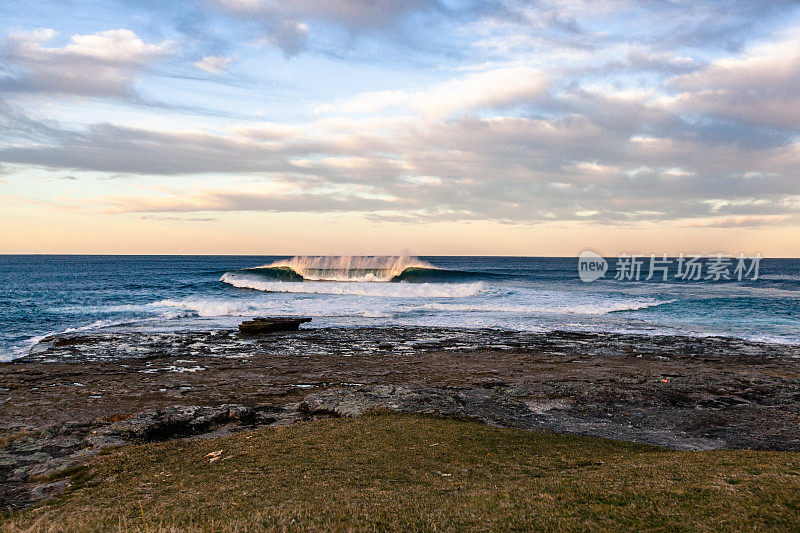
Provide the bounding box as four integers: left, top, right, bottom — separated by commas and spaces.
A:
2, 326, 799, 509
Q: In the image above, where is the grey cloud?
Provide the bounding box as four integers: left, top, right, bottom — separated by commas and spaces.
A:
0, 29, 174, 98
217, 0, 441, 30
655, 25, 800, 132
264, 19, 309, 56
475, 1, 793, 56
0, 122, 286, 175
670, 68, 800, 130
626, 50, 697, 74
213, 0, 443, 56
0, 98, 65, 144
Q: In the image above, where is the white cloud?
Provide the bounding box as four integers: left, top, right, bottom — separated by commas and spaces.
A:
7, 28, 174, 65
230, 121, 304, 140
316, 66, 548, 117
194, 55, 232, 74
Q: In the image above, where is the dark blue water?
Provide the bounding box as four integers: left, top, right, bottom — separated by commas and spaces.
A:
1, 255, 798, 360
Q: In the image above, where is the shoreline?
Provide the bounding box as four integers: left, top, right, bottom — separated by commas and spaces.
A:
14, 321, 800, 362
4, 324, 799, 367
2, 326, 800, 509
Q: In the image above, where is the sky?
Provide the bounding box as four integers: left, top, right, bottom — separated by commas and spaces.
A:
1, 0, 799, 256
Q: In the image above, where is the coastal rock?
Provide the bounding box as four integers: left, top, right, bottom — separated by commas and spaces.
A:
300, 385, 512, 424
29, 479, 71, 501
238, 317, 312, 334
98, 404, 257, 442
300, 385, 742, 451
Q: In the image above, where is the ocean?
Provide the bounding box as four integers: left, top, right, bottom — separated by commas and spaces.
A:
1, 255, 798, 360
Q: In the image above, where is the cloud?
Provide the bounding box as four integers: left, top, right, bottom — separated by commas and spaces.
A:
230, 122, 304, 140
3, 5, 800, 229
316, 66, 548, 117
194, 55, 232, 74
488, 0, 798, 50
97, 184, 403, 214
216, 0, 439, 29
0, 29, 175, 97
7, 102, 798, 225
139, 215, 216, 222
686, 214, 797, 228
0, 122, 290, 174
212, 0, 442, 55
668, 31, 800, 129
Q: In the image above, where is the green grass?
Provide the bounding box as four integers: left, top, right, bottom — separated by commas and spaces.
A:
3, 412, 800, 531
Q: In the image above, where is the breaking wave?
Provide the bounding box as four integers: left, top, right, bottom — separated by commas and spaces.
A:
219, 273, 484, 297
256, 255, 431, 282
229, 255, 490, 283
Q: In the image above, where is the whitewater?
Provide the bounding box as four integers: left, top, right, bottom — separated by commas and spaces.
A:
251, 255, 434, 282
1, 255, 798, 360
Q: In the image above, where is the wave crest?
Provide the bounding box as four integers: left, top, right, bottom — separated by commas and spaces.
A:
252, 255, 434, 282
220, 272, 484, 297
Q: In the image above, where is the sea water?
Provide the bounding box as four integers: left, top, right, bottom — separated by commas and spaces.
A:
0, 255, 798, 360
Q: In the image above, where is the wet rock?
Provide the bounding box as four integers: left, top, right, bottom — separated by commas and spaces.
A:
238, 317, 312, 334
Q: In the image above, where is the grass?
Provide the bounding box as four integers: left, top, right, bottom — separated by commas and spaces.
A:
3, 412, 800, 531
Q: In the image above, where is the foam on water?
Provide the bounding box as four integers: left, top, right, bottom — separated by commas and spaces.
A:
152, 297, 394, 318
220, 272, 484, 297
416, 299, 676, 315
